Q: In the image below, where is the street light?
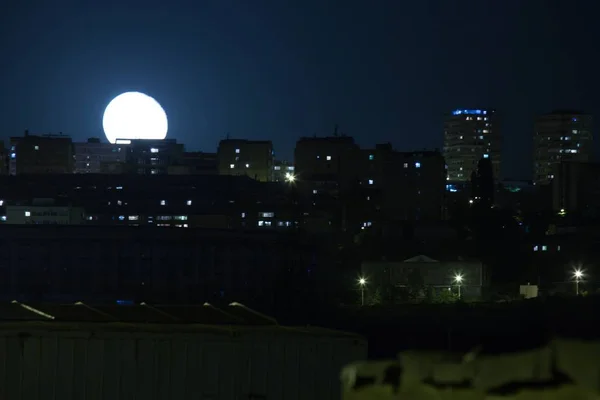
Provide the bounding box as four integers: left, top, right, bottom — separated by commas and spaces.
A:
358, 277, 367, 306
285, 172, 296, 183
574, 269, 584, 295
454, 274, 463, 299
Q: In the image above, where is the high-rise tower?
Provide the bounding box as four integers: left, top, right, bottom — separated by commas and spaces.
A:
443, 109, 500, 182
533, 110, 593, 185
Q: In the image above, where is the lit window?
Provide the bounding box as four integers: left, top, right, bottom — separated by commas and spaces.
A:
483, 154, 489, 159
160, 200, 166, 206
10, 153, 15, 159
542, 245, 547, 251
235, 148, 240, 153
312, 189, 318, 194
572, 130, 578, 134
245, 163, 250, 168
150, 148, 159, 153
118, 215, 125, 221
0, 200, 3, 206
183, 224, 188, 228
326, 155, 332, 161
241, 212, 246, 218
287, 166, 295, 171
274, 166, 281, 170
369, 154, 374, 160
557, 246, 561, 251
1, 216, 6, 221
186, 200, 192, 206
479, 136, 484, 140
368, 179, 374, 185
174, 216, 188, 221
260, 212, 275, 218
403, 163, 408, 168
34, 145, 39, 150
230, 164, 235, 169
415, 162, 421, 168
25, 211, 31, 217
533, 245, 538, 252
128, 215, 139, 221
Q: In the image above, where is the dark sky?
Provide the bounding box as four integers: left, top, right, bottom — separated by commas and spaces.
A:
0, 0, 596, 179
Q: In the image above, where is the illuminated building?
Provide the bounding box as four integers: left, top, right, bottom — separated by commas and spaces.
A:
217, 139, 274, 182
353, 145, 446, 222
272, 160, 295, 182
5, 198, 84, 225
9, 130, 74, 175
443, 109, 501, 182
124, 139, 184, 175
533, 110, 593, 185
294, 134, 359, 198
74, 138, 128, 174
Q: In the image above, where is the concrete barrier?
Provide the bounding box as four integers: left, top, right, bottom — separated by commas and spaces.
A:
342, 339, 600, 399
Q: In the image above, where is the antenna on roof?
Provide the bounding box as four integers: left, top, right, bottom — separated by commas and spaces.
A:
333, 124, 339, 137
226, 132, 230, 140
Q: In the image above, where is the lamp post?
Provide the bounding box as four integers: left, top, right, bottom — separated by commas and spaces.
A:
358, 277, 367, 306
454, 274, 463, 299
285, 172, 296, 183
574, 269, 583, 296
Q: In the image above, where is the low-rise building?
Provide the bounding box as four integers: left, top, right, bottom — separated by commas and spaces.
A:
74, 138, 128, 173
361, 254, 486, 300
9, 131, 74, 175
217, 139, 274, 182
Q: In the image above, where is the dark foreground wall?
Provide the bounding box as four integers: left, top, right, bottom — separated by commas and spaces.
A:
0, 225, 334, 310
0, 322, 365, 400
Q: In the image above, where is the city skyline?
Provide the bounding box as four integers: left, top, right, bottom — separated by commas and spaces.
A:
1, 1, 596, 180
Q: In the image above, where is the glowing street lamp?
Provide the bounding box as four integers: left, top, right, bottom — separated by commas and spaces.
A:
358, 277, 367, 306
285, 172, 296, 183
454, 274, 463, 299
573, 269, 584, 295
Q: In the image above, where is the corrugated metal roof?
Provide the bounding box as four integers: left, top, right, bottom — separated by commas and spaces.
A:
0, 302, 364, 340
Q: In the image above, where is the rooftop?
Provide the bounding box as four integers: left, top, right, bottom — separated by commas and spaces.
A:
0, 301, 362, 338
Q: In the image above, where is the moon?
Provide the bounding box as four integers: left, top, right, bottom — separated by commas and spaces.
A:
102, 92, 168, 144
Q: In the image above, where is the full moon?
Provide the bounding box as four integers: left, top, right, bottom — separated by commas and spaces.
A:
102, 92, 168, 144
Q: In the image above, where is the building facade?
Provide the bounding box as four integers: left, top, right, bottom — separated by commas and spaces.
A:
9, 131, 74, 175
552, 161, 600, 216
533, 110, 593, 185
272, 160, 296, 182
444, 109, 500, 182
361, 254, 486, 300
0, 174, 309, 232
180, 151, 218, 175
124, 139, 184, 175
74, 138, 129, 173
348, 145, 446, 225
217, 139, 274, 182
294, 135, 358, 186
5, 204, 85, 225
0, 225, 330, 307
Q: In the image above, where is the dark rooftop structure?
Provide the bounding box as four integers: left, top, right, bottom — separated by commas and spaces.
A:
2, 301, 278, 326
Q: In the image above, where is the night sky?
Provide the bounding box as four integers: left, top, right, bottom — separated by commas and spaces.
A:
0, 0, 596, 179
